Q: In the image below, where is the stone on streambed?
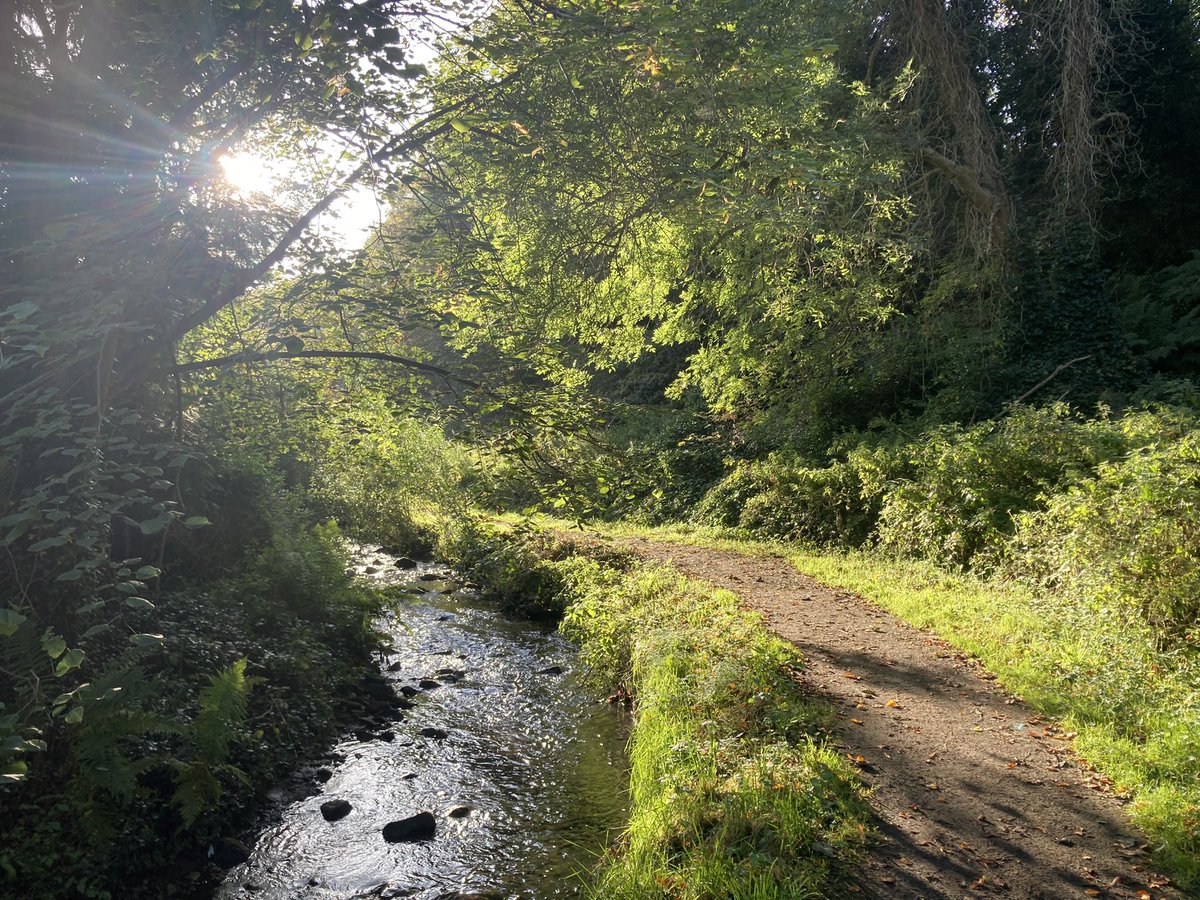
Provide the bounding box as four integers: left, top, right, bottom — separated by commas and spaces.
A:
394, 557, 417, 569
320, 799, 352, 822
364, 681, 398, 702
365, 566, 380, 574
420, 727, 449, 740
387, 660, 404, 671
315, 767, 333, 783
418, 573, 441, 582
399, 685, 420, 697
535, 665, 564, 676
447, 805, 473, 819
209, 837, 251, 868
418, 679, 441, 690
382, 812, 436, 843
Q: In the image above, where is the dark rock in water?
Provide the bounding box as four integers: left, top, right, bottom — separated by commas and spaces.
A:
447, 805, 473, 819
436, 614, 454, 622
315, 768, 333, 783
387, 660, 404, 672
364, 680, 397, 701
439, 587, 455, 595
418, 572, 441, 582
437, 673, 459, 684
435, 667, 465, 678
418, 679, 441, 690
394, 698, 417, 710
535, 665, 564, 676
400, 771, 418, 780
210, 837, 251, 868
399, 685, 420, 697
382, 812, 436, 843
320, 799, 352, 822
377, 730, 396, 742
420, 726, 449, 740
394, 557, 418, 569
364, 566, 380, 575
344, 568, 356, 577
354, 729, 375, 742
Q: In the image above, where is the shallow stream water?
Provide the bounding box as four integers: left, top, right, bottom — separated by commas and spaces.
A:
215, 547, 629, 900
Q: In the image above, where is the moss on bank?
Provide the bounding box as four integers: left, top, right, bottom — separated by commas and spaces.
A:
448, 523, 871, 899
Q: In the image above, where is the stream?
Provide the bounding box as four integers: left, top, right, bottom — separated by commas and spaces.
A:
214, 546, 630, 900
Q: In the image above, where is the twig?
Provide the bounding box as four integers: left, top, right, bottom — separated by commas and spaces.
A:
1013, 355, 1092, 405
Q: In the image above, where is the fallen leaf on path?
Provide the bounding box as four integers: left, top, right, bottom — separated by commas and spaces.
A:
886, 699, 901, 708
844, 672, 862, 680
851, 718, 864, 725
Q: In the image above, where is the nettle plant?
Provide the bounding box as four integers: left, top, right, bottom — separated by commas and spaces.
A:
0, 380, 209, 783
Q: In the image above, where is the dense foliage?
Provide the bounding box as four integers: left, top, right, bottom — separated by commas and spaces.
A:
7, 0, 1200, 893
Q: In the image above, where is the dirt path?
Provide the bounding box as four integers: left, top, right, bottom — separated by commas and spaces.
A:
604, 536, 1185, 900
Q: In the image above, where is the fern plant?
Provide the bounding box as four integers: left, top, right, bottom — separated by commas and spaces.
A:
173, 658, 258, 827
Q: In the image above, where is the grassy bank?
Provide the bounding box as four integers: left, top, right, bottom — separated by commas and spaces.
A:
447, 522, 871, 899
583, 520, 1200, 888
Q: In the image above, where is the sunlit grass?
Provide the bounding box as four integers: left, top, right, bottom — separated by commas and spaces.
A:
555, 558, 870, 898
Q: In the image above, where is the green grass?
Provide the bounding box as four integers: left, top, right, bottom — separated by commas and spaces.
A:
556, 555, 871, 899
567, 518, 1200, 888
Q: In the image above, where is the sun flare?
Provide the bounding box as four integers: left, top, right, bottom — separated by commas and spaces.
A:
218, 152, 276, 196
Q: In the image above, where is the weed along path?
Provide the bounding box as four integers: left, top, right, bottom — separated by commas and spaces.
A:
604, 535, 1182, 900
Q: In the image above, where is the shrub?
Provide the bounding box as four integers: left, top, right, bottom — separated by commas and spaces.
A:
875, 404, 1128, 569
1011, 426, 1200, 638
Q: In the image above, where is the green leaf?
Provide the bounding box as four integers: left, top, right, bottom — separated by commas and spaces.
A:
135, 565, 161, 580
64, 707, 84, 725
0, 608, 27, 637
183, 516, 211, 528
450, 119, 471, 134
138, 513, 174, 535
42, 634, 67, 660
129, 633, 165, 649
55, 648, 85, 675
28, 534, 70, 552
124, 596, 156, 611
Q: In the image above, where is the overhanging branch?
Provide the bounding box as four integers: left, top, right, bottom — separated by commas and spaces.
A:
171, 349, 480, 387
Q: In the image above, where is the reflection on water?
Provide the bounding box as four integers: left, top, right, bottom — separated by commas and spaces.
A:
216, 549, 629, 900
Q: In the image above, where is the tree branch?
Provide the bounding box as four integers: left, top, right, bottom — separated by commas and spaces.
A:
920, 146, 1004, 220
171, 349, 480, 387
1013, 355, 1092, 405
